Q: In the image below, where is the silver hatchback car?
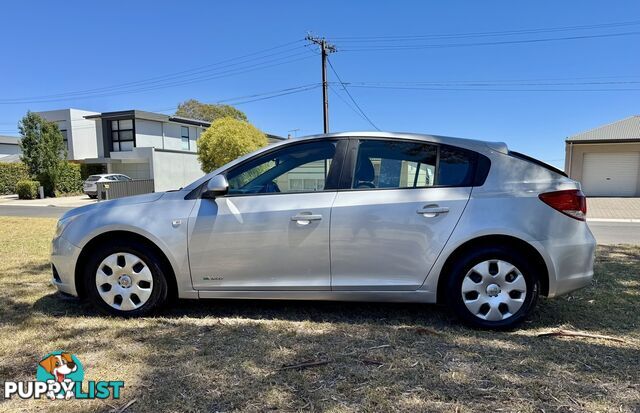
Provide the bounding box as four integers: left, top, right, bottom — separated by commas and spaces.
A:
51, 132, 595, 329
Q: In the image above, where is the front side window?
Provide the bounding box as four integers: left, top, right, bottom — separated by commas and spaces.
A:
226, 141, 337, 195
181, 126, 190, 150
111, 119, 134, 151
352, 140, 475, 189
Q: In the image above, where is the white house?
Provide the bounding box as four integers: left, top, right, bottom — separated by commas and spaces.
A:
38, 109, 100, 161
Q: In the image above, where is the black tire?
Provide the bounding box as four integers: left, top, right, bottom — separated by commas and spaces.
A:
88, 195, 97, 199
83, 239, 169, 317
445, 245, 539, 330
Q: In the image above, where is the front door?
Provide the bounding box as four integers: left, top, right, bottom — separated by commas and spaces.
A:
188, 139, 345, 290
330, 139, 474, 290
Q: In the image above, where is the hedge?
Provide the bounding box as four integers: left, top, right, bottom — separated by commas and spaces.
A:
16, 180, 39, 200
0, 162, 29, 195
56, 162, 83, 195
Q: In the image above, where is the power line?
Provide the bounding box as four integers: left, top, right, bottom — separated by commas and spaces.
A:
147, 83, 323, 113
0, 40, 306, 103
339, 31, 640, 51
348, 84, 640, 92
330, 20, 640, 41
348, 80, 640, 87
328, 84, 375, 126
327, 58, 380, 130
0, 53, 313, 104
217, 83, 321, 104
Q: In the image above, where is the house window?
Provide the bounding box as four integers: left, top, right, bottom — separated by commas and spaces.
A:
181, 126, 190, 150
60, 129, 68, 150
111, 119, 134, 151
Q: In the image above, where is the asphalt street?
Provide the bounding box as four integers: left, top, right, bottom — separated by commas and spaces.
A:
0, 205, 72, 218
587, 221, 640, 245
0, 205, 638, 245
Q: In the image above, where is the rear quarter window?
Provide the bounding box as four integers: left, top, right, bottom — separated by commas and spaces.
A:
437, 146, 475, 186
437, 145, 490, 187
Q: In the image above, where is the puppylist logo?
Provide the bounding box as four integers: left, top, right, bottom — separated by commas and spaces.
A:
3, 351, 124, 400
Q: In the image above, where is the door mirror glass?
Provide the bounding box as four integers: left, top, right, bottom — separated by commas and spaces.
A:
202, 175, 229, 199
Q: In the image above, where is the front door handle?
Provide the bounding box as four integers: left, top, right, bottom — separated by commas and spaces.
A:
417, 205, 449, 217
291, 212, 323, 225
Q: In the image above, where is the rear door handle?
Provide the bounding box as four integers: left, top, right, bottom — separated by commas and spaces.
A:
291, 212, 323, 225
417, 205, 449, 217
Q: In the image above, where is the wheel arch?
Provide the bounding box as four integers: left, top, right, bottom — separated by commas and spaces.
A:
436, 234, 549, 304
74, 230, 179, 301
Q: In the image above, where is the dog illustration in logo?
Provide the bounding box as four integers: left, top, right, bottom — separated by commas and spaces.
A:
39, 353, 77, 382
39, 353, 77, 399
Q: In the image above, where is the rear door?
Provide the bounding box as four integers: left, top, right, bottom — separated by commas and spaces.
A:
330, 138, 476, 290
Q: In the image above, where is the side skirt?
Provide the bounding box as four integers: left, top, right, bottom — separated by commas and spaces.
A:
196, 289, 437, 303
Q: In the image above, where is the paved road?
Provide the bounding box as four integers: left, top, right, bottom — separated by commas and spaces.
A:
1, 205, 638, 245
588, 222, 640, 245
0, 205, 72, 218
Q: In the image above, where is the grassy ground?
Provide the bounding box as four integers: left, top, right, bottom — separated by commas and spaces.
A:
0, 217, 638, 413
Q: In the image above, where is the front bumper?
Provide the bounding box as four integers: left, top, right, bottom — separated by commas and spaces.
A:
50, 235, 81, 296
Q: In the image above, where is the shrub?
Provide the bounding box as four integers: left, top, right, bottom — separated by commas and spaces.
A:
16, 180, 40, 200
197, 117, 267, 173
56, 162, 83, 195
0, 162, 29, 195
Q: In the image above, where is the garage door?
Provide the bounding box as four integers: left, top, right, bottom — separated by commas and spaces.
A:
581, 152, 640, 196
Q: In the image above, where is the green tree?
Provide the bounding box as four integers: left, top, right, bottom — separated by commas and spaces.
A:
18, 111, 67, 196
197, 118, 267, 173
175, 99, 247, 122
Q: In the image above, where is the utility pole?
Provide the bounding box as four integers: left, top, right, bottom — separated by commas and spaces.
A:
305, 34, 336, 133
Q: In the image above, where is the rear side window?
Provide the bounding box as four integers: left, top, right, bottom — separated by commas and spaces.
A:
352, 140, 482, 189
352, 140, 437, 189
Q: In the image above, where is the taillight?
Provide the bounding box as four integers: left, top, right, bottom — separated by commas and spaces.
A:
538, 190, 587, 221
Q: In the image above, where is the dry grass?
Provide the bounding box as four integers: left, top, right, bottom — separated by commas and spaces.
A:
0, 216, 638, 412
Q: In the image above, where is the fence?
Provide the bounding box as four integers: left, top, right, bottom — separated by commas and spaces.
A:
96, 179, 155, 201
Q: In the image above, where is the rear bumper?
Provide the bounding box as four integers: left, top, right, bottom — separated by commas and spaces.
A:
50, 235, 81, 296
538, 225, 596, 298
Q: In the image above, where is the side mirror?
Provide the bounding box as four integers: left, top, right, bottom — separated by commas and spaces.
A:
202, 175, 229, 199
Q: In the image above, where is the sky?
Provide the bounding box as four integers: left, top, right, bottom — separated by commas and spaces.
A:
1, 0, 639, 168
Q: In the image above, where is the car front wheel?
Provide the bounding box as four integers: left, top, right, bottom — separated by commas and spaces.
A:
84, 240, 168, 316
445, 246, 539, 330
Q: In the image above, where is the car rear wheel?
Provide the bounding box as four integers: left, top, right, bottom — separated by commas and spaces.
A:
445, 246, 539, 330
84, 240, 168, 316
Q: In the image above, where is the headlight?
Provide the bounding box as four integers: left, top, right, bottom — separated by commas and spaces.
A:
54, 216, 76, 238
